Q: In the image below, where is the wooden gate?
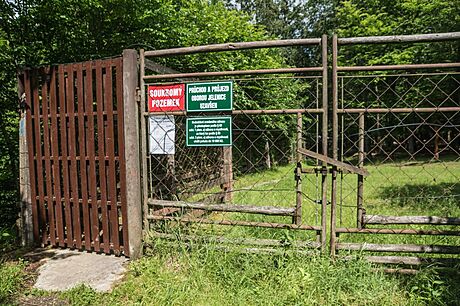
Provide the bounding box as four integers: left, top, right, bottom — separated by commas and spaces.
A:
21, 58, 129, 256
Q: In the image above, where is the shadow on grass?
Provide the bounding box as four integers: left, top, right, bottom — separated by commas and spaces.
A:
377, 182, 460, 213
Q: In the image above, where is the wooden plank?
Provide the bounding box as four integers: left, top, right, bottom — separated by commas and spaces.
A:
41, 70, 56, 245
351, 255, 460, 266
335, 227, 460, 236
364, 215, 460, 225
96, 60, 110, 254
76, 63, 91, 251
24, 70, 40, 242
149, 199, 296, 216
297, 148, 369, 176
147, 215, 322, 231
116, 58, 129, 256
67, 65, 81, 249
85, 64, 99, 252
336, 243, 460, 254
152, 232, 321, 249
104, 61, 120, 254
58, 64, 73, 247
338, 32, 460, 45
49, 67, 65, 246
33, 70, 47, 245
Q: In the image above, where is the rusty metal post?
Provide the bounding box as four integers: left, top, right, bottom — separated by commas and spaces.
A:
123, 49, 142, 259
320, 34, 328, 251
222, 146, 233, 202
330, 166, 338, 256
294, 112, 303, 225
357, 113, 365, 229
18, 73, 34, 246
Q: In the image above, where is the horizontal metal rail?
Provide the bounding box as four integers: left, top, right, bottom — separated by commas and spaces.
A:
337, 107, 460, 114
144, 38, 321, 57
144, 67, 323, 80
338, 32, 460, 45
143, 108, 324, 116
149, 199, 295, 216
364, 215, 460, 225
147, 215, 322, 231
336, 243, 460, 254
338, 62, 460, 72
335, 227, 460, 236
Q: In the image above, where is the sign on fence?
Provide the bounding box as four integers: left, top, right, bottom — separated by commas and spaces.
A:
186, 116, 232, 146
149, 115, 176, 154
148, 84, 185, 112
186, 81, 233, 112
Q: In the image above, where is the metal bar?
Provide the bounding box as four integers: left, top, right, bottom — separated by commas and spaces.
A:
105, 61, 120, 255
338, 62, 460, 71
49, 67, 65, 247
321, 34, 329, 252
336, 243, 460, 254
144, 108, 324, 116
67, 64, 81, 249
147, 215, 322, 231
364, 215, 460, 225
295, 112, 302, 225
149, 199, 296, 216
330, 166, 337, 257
338, 32, 460, 45
77, 63, 90, 250
85, 63, 99, 252
336, 227, 460, 236
337, 107, 460, 114
96, 60, 110, 254
116, 57, 129, 256
144, 67, 323, 80
144, 38, 321, 57
23, 70, 40, 242
298, 148, 369, 176
357, 113, 365, 229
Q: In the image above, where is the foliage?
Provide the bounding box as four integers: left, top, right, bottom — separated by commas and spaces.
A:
0, 260, 26, 304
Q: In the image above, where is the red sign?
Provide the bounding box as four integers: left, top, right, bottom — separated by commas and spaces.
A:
148, 84, 185, 112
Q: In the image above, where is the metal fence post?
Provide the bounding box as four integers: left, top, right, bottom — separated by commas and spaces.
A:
320, 34, 328, 251
123, 49, 142, 259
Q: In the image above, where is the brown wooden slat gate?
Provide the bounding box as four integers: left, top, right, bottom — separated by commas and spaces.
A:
23, 58, 129, 256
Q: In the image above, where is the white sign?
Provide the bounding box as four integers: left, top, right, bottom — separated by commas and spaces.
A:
149, 115, 175, 155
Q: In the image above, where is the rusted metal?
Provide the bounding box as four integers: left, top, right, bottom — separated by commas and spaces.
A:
143, 108, 324, 116
144, 67, 323, 80
294, 112, 302, 225
357, 113, 364, 229
337, 107, 460, 113
144, 38, 321, 57
321, 34, 329, 251
338, 62, 460, 71
338, 32, 460, 45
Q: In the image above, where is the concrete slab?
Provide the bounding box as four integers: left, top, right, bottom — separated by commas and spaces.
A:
31, 248, 128, 292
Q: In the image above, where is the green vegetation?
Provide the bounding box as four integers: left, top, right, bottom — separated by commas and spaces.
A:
0, 260, 26, 304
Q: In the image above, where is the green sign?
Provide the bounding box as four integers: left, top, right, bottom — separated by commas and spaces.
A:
186, 117, 232, 147
186, 81, 233, 112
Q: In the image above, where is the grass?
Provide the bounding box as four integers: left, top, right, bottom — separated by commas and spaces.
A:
0, 259, 26, 305
4, 159, 460, 305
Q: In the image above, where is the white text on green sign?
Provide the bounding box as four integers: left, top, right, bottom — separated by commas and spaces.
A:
186, 81, 233, 112
186, 117, 232, 147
